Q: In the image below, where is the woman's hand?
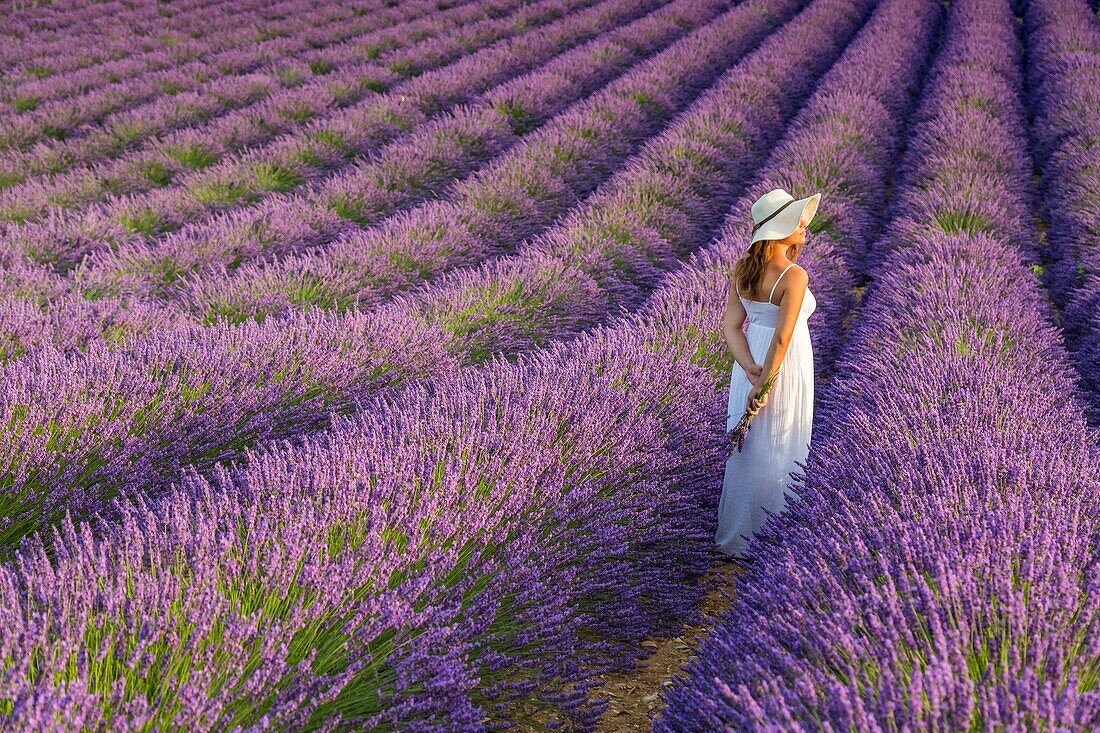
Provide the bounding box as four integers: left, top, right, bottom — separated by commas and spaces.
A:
745, 389, 767, 417
745, 363, 764, 389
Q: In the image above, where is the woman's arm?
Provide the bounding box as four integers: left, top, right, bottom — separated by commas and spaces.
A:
752, 266, 808, 411
722, 281, 757, 374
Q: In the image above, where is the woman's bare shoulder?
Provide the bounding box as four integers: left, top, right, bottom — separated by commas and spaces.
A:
774, 261, 807, 288
776, 264, 808, 303
786, 264, 809, 285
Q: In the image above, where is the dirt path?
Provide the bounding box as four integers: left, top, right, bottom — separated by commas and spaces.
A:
593, 558, 743, 732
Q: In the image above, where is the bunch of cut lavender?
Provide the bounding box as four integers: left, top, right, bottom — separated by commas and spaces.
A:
723, 367, 780, 459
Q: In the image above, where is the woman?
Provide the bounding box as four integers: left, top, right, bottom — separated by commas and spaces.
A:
715, 187, 820, 562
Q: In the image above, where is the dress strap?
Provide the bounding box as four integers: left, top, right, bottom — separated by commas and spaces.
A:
768, 263, 797, 304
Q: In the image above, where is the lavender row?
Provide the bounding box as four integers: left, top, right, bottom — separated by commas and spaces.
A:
0, 309, 455, 550
0, 0, 770, 549
0, 0, 628, 272
0, 0, 467, 188
161, 0, 798, 324
658, 0, 1100, 727
70, 0, 720, 304
0, 0, 893, 727
0, 0, 389, 87
0, 0, 347, 133
0, 295, 192, 364
0, 0, 540, 208
1, 0, 387, 104
0, 0, 369, 124
0, 0, 242, 73
1022, 0, 1100, 424
370, 0, 937, 372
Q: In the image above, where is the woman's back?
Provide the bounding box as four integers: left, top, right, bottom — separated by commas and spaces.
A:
736, 262, 816, 329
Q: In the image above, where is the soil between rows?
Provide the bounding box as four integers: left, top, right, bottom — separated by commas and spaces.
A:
593, 558, 743, 732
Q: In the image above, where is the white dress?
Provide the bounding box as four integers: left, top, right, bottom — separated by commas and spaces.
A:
715, 263, 816, 558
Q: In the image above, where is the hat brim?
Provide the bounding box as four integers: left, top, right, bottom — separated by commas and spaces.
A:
751, 192, 821, 244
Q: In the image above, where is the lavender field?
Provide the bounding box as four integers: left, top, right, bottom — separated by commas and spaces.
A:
0, 0, 1097, 729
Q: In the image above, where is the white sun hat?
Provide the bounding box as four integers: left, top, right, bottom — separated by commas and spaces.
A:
749, 188, 822, 245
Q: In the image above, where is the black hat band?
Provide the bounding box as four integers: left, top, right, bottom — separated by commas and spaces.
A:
751, 198, 797, 234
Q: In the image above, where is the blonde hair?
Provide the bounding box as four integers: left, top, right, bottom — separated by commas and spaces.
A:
733, 240, 769, 297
